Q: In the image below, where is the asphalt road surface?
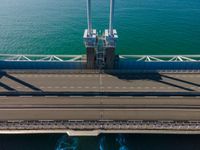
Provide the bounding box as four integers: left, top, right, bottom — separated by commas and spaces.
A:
0, 71, 199, 121
0, 96, 199, 121
0, 72, 199, 93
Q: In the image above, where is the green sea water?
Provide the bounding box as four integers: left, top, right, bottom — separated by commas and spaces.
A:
0, 0, 199, 55
0, 0, 200, 149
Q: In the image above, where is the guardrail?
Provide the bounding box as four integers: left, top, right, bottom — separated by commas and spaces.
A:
1, 120, 200, 134
0, 54, 83, 62
0, 54, 199, 62
120, 55, 200, 62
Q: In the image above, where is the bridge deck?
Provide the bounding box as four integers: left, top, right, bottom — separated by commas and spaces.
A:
0, 72, 199, 93
0, 96, 199, 120
0, 71, 198, 121
0, 71, 199, 133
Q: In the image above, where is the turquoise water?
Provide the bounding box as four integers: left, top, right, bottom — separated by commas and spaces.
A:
0, 0, 200, 149
0, 0, 199, 55
1, 134, 200, 150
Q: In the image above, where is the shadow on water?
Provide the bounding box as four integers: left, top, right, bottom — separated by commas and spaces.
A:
55, 135, 79, 150
116, 134, 129, 150
99, 136, 106, 150
99, 135, 128, 150
1, 134, 200, 150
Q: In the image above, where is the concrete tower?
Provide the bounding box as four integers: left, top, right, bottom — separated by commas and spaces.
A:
104, 0, 118, 69
83, 0, 97, 69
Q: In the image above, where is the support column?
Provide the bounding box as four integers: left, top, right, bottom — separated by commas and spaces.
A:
109, 0, 114, 35
86, 47, 96, 69
83, 0, 97, 69
104, 0, 118, 69
105, 47, 115, 69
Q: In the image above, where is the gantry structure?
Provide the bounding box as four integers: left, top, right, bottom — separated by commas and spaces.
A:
83, 0, 118, 69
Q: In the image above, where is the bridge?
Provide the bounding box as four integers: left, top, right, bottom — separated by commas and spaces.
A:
0, 0, 199, 136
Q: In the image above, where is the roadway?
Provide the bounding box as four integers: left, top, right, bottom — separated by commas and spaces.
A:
0, 96, 199, 120
0, 71, 199, 121
0, 72, 199, 93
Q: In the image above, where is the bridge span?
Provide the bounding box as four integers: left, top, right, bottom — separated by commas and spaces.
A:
0, 70, 199, 135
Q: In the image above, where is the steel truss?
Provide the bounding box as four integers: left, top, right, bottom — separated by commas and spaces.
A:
120, 55, 200, 62
0, 54, 83, 62
0, 54, 199, 62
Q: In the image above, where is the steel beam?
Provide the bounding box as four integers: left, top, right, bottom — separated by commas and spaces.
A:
87, 0, 92, 35
109, 0, 115, 35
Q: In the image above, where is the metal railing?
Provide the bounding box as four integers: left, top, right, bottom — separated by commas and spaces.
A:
1, 120, 200, 132
0, 54, 83, 62
120, 55, 200, 62
0, 54, 199, 62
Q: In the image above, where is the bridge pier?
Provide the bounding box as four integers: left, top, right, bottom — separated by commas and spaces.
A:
104, 48, 115, 69
86, 47, 96, 69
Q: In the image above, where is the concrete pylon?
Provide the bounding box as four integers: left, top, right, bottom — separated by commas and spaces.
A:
83, 0, 97, 69
104, 0, 118, 69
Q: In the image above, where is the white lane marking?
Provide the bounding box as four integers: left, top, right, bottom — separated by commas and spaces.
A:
69, 96, 83, 98
19, 96, 33, 98
144, 96, 158, 98
0, 96, 7, 98
45, 96, 58, 98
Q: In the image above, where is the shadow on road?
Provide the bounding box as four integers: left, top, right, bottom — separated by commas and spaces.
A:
0, 70, 198, 95
105, 71, 197, 92
0, 71, 42, 92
